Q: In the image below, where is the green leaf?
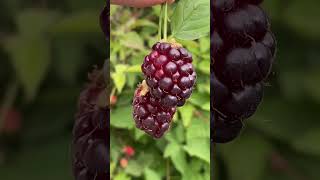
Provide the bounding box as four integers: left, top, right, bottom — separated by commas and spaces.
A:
110, 162, 116, 178
189, 92, 209, 110
126, 65, 142, 73
134, 128, 145, 140
164, 141, 187, 174
50, 12, 101, 35
53, 39, 85, 84
110, 106, 134, 129
178, 103, 194, 127
199, 37, 210, 53
197, 60, 210, 75
218, 134, 272, 180
186, 119, 210, 140
201, 102, 210, 111
125, 160, 143, 177
120, 32, 144, 50
17, 9, 57, 37
144, 168, 161, 180
111, 64, 128, 93
4, 36, 50, 101
131, 19, 158, 29
164, 141, 180, 158
114, 173, 131, 180
171, 149, 187, 174
284, 0, 320, 39
171, 0, 210, 40
184, 138, 210, 163
292, 129, 320, 156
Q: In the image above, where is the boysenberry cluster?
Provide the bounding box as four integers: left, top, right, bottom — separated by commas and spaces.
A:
133, 42, 197, 138
211, 0, 276, 143
72, 70, 109, 180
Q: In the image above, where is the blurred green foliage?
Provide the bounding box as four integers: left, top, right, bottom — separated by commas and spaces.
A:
0, 0, 106, 179
109, 5, 210, 180
215, 0, 320, 180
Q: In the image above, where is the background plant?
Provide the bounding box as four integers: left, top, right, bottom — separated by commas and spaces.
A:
0, 0, 106, 179
109, 1, 210, 179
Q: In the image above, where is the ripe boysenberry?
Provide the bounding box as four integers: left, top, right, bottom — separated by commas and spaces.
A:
72, 69, 109, 179
211, 0, 276, 143
132, 80, 176, 138
141, 42, 197, 108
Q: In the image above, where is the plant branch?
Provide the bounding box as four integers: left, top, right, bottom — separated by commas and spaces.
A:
158, 5, 163, 40
166, 159, 171, 180
163, 2, 168, 41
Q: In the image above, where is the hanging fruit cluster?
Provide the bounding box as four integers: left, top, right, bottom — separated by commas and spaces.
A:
72, 3, 110, 179
132, 3, 197, 138
72, 68, 109, 180
211, 0, 277, 143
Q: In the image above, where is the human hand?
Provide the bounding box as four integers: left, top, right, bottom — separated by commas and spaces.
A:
111, 0, 175, 8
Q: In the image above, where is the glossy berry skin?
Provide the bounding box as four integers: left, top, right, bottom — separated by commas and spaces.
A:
133, 83, 176, 138
142, 42, 197, 108
72, 70, 109, 179
211, 0, 276, 143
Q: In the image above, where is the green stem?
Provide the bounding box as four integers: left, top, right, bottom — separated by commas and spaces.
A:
158, 5, 163, 41
163, 2, 168, 41
166, 159, 171, 180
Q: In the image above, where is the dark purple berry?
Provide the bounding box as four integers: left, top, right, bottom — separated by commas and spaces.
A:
72, 69, 109, 179
132, 81, 176, 138
142, 42, 197, 108
211, 0, 276, 143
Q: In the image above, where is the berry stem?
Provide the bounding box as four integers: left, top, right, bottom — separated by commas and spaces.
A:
158, 5, 163, 41
163, 2, 168, 41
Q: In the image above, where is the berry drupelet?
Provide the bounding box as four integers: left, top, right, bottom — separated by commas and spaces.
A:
133, 80, 176, 138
